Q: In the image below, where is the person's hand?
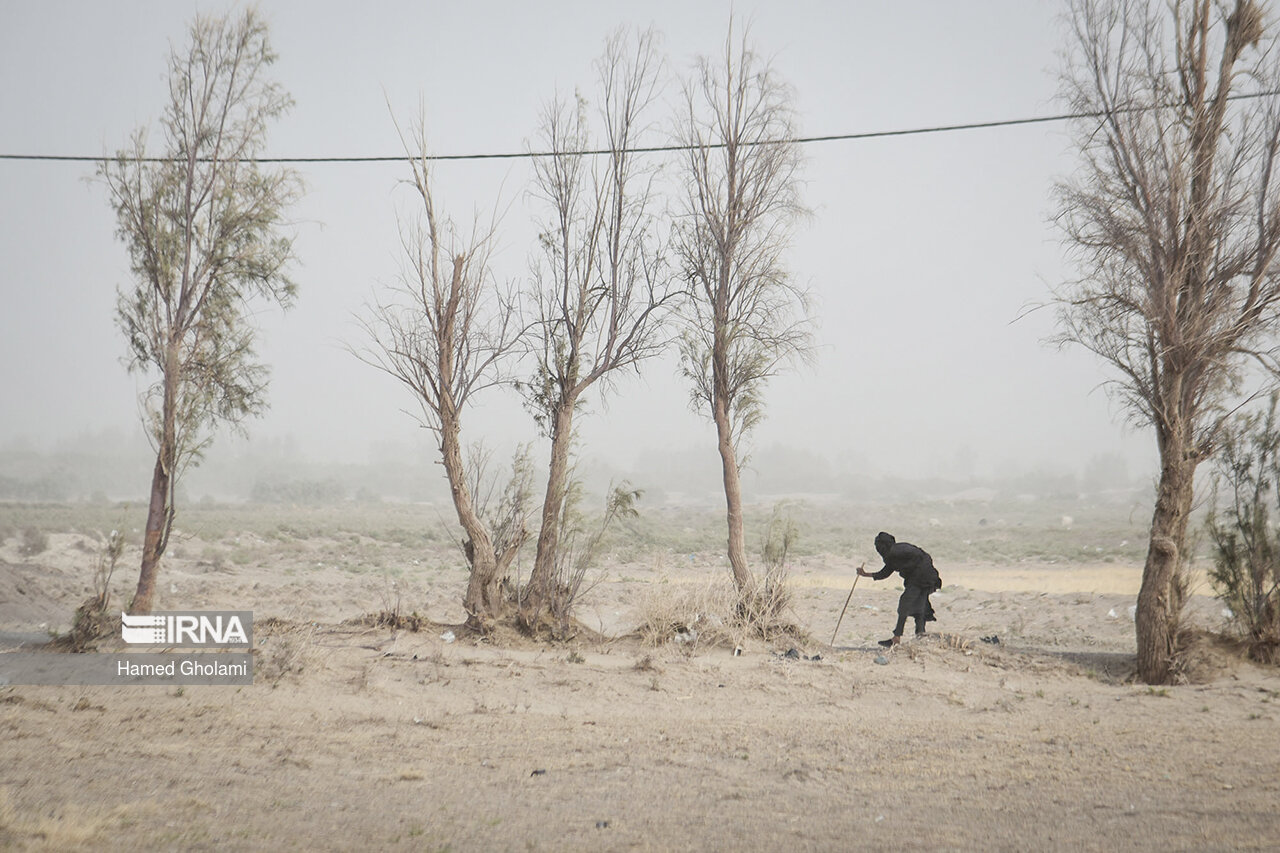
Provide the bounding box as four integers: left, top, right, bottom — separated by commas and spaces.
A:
856, 567, 869, 577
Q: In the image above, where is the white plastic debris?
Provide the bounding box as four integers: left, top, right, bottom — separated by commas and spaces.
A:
440, 630, 456, 643
1222, 607, 1234, 619
1127, 605, 1137, 621
1107, 608, 1118, 619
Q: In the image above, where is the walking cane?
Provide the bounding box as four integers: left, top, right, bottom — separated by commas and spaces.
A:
830, 562, 865, 646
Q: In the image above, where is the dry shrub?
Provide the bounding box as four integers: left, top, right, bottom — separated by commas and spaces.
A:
633, 653, 659, 672
635, 569, 806, 650
543, 481, 639, 637
358, 610, 430, 632
357, 574, 431, 632
66, 605, 117, 653
1204, 399, 1280, 665
67, 529, 126, 651
736, 563, 799, 642
636, 574, 740, 650
1248, 635, 1280, 665
737, 502, 806, 642
518, 479, 638, 640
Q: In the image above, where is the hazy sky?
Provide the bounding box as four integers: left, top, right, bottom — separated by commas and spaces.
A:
0, 0, 1155, 483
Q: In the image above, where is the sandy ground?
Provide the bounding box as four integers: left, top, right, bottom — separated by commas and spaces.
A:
2, 531, 1279, 851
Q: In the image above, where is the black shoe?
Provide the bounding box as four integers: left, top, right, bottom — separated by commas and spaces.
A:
877, 638, 897, 648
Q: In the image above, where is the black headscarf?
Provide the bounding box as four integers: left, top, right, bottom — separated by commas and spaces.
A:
875, 531, 896, 559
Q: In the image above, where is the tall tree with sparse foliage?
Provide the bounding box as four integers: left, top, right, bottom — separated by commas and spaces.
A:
355, 107, 526, 627
1055, 0, 1280, 682
520, 28, 677, 632
673, 22, 811, 606
101, 9, 301, 613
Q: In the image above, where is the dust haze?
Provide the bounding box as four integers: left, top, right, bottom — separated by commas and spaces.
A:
0, 1, 1154, 506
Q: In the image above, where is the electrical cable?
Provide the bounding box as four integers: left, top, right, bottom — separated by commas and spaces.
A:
1, 89, 1278, 165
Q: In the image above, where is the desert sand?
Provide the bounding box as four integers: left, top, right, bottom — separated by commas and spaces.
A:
2, 520, 1279, 851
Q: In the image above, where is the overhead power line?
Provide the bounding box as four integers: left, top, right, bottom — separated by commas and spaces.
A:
3, 90, 1279, 165
0, 112, 1077, 164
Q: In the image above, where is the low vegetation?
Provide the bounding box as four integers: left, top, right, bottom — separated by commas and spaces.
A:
1206, 396, 1280, 664
0, 493, 1158, 573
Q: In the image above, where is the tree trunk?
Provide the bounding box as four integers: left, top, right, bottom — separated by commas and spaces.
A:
130, 356, 178, 615
1137, 441, 1196, 684
438, 414, 502, 626
524, 401, 575, 626
129, 452, 172, 614
1130, 4, 1233, 685
713, 391, 753, 594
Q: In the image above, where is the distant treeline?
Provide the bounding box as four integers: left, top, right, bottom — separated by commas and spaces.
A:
0, 432, 1146, 506
249, 478, 348, 505
0, 473, 71, 502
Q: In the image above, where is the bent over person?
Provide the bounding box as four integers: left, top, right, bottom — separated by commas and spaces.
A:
857, 531, 942, 647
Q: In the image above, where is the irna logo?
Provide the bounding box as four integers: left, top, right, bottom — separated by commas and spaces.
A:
121, 611, 253, 648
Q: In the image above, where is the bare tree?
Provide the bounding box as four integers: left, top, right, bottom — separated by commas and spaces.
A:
356, 108, 525, 627
673, 22, 811, 604
519, 28, 677, 633
1055, 0, 1280, 683
100, 10, 301, 614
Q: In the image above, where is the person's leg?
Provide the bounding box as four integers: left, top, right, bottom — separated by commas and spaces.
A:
878, 630, 902, 648
879, 589, 913, 646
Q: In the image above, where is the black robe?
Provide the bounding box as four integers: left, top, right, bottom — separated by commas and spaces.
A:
872, 536, 941, 621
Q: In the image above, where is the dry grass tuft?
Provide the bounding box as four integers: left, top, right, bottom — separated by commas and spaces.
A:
634, 570, 806, 651
938, 632, 974, 653
736, 564, 806, 643
632, 653, 660, 672
635, 574, 741, 650
356, 609, 430, 632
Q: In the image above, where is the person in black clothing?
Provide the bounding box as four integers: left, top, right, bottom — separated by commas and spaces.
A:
857, 531, 942, 647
